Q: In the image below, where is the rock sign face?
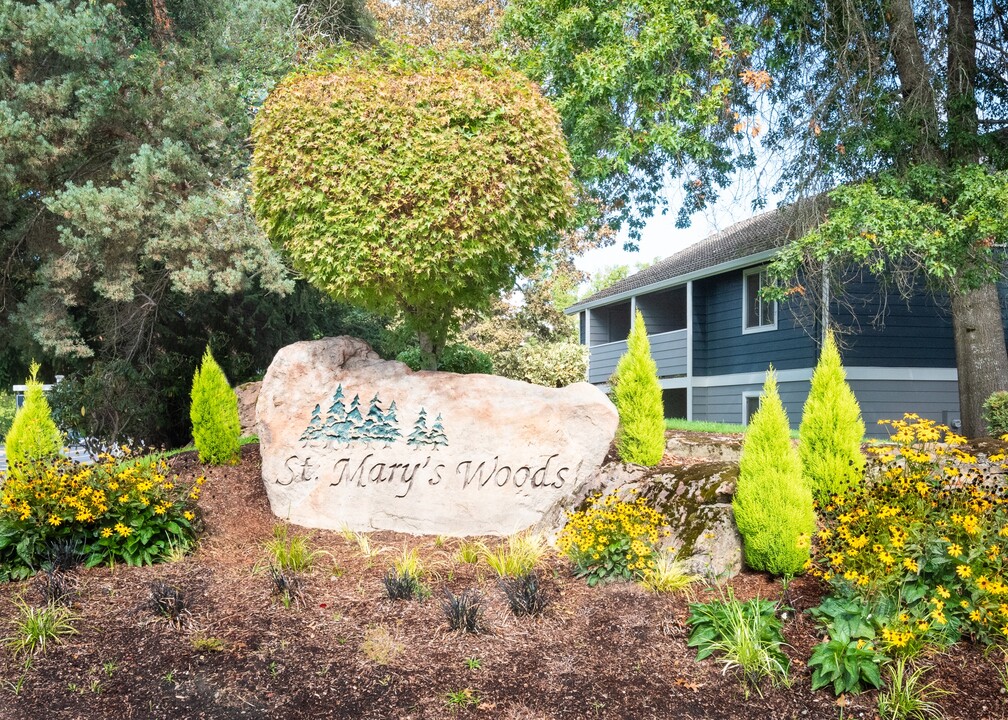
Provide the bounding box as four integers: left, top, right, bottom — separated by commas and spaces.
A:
256, 337, 618, 536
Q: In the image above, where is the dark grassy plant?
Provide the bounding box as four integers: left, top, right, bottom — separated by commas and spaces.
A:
442, 590, 485, 633
499, 571, 548, 616
383, 570, 425, 601
33, 568, 77, 607
269, 566, 303, 608
148, 581, 188, 625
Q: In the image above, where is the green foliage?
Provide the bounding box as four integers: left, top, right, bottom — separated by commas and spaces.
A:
639, 552, 699, 594
686, 591, 790, 690
4, 363, 63, 467
0, 453, 201, 579
396, 344, 493, 374
877, 659, 949, 720
733, 367, 816, 576
813, 414, 1008, 648
250, 43, 575, 364
263, 524, 321, 572
477, 532, 547, 578
383, 548, 429, 601
557, 493, 665, 586
611, 312, 665, 466
190, 347, 241, 466
493, 342, 587, 388
0, 392, 15, 439
665, 418, 748, 435
806, 596, 885, 695
983, 391, 1008, 437
798, 330, 866, 503
502, 0, 759, 240
4, 599, 78, 659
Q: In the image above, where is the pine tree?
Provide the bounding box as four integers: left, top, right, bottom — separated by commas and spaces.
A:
190, 346, 241, 465
733, 367, 816, 576
427, 414, 448, 447
361, 393, 386, 441
799, 331, 866, 503
4, 361, 63, 467
407, 408, 429, 447
611, 310, 665, 466
301, 403, 324, 442
323, 386, 353, 444
382, 401, 402, 445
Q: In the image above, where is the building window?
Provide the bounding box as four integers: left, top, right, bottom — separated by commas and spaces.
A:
743, 267, 777, 333
743, 393, 761, 425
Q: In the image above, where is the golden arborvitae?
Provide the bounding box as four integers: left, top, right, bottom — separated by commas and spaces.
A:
733, 367, 815, 576
611, 311, 665, 466
190, 347, 241, 465
4, 361, 63, 467
798, 330, 866, 504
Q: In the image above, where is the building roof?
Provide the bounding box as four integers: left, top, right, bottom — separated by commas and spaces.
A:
568, 196, 828, 313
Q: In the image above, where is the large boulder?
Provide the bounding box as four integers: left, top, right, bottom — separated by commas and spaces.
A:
541, 460, 743, 580
257, 337, 618, 535
235, 381, 261, 437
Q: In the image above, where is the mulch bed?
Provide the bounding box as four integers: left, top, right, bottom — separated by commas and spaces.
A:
0, 443, 1004, 719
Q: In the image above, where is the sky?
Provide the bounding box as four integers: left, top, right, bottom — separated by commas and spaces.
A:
574, 173, 784, 283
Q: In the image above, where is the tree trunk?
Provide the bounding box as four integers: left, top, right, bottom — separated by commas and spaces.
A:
417, 331, 444, 371
886, 0, 943, 163
947, 0, 979, 162
951, 283, 1008, 437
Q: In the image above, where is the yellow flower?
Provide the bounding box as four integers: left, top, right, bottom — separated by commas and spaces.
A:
947, 543, 962, 558
936, 585, 950, 599
114, 522, 132, 537
101, 527, 113, 538
47, 514, 61, 526
956, 565, 972, 579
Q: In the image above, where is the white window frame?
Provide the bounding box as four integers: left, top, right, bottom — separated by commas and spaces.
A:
742, 392, 762, 426
741, 266, 778, 334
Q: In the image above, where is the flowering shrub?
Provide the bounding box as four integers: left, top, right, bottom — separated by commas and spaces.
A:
812, 414, 1008, 647
557, 492, 666, 586
0, 451, 203, 579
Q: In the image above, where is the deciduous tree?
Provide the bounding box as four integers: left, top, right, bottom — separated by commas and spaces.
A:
250, 44, 575, 369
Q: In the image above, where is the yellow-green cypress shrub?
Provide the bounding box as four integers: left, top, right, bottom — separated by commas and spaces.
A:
798, 330, 866, 504
611, 311, 665, 466
732, 367, 815, 576
190, 347, 241, 465
4, 362, 63, 466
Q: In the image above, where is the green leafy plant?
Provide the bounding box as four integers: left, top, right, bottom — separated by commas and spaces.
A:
0, 391, 16, 440
4, 598, 78, 658
397, 344, 493, 374
478, 531, 547, 578
877, 659, 949, 720
4, 362, 63, 468
250, 43, 575, 369
0, 453, 201, 579
983, 390, 1008, 437
190, 635, 226, 652
557, 493, 665, 586
733, 367, 815, 576
444, 688, 479, 710
686, 591, 790, 691
464, 656, 482, 671
639, 552, 699, 594
807, 596, 885, 696
190, 347, 241, 465
798, 330, 866, 503
492, 341, 587, 387
610, 311, 665, 466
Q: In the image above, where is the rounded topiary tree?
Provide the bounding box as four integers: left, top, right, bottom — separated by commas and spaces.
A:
798, 330, 866, 503
611, 311, 665, 466
733, 367, 815, 576
4, 362, 63, 467
190, 347, 241, 465
250, 44, 575, 369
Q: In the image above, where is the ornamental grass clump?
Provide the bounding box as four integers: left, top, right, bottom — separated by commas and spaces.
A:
611, 311, 665, 466
190, 346, 241, 465
4, 362, 63, 469
812, 413, 1008, 647
0, 451, 203, 580
557, 492, 666, 586
799, 330, 866, 504
733, 367, 816, 576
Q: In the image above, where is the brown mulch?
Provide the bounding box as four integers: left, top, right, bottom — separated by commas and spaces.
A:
0, 444, 1004, 720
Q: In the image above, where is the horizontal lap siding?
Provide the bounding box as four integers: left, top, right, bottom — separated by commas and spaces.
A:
588, 341, 627, 383
832, 278, 957, 368
693, 272, 817, 377
847, 379, 961, 431
693, 381, 810, 427
650, 330, 687, 377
